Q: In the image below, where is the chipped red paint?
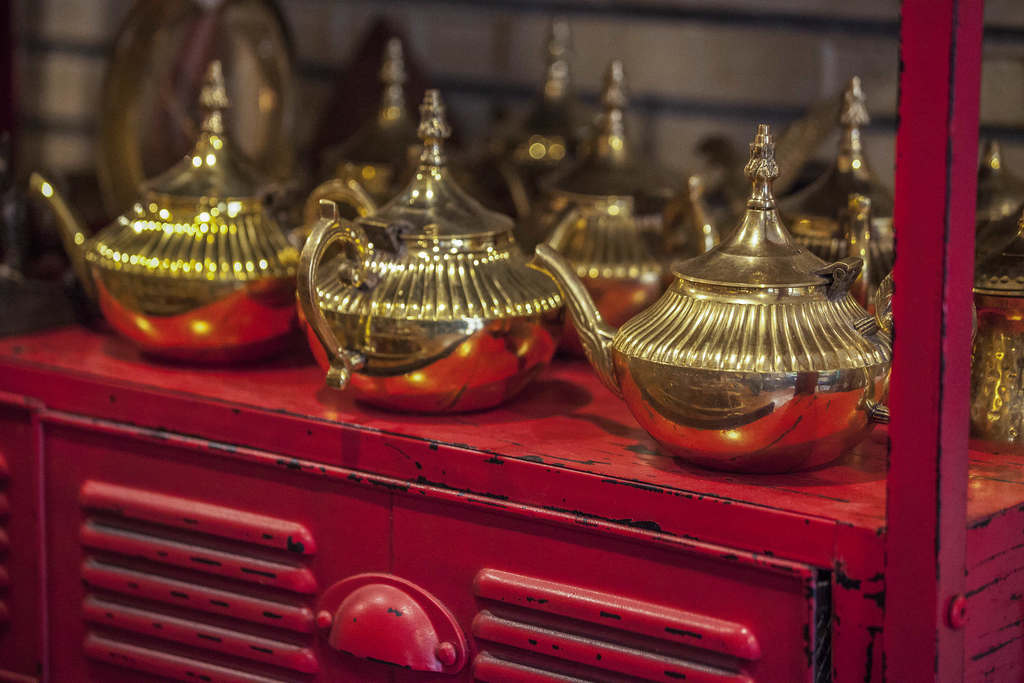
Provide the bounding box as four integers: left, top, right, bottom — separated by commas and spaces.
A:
887, 0, 982, 679
0, 312, 1019, 683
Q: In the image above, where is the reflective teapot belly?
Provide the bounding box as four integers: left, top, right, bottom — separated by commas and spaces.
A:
970, 298, 1024, 443
560, 273, 664, 356
614, 352, 887, 473
94, 267, 297, 361
305, 310, 562, 413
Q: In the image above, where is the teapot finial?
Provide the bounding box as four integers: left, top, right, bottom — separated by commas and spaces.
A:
840, 76, 870, 129
983, 139, 1003, 173
744, 124, 779, 208
199, 60, 229, 135
837, 76, 868, 165
543, 18, 572, 100
592, 59, 628, 162
417, 89, 452, 167
379, 38, 407, 122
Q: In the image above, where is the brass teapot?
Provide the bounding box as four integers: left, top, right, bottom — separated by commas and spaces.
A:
298, 90, 562, 413
315, 38, 418, 219
971, 211, 1024, 443
544, 196, 665, 355
782, 77, 894, 278
31, 61, 298, 361
525, 60, 681, 252
532, 125, 891, 473
495, 18, 585, 215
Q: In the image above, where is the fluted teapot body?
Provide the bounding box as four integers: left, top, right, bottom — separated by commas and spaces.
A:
533, 125, 891, 472
299, 91, 562, 413
31, 62, 298, 361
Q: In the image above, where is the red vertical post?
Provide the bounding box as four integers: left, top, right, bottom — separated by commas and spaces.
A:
886, 0, 982, 680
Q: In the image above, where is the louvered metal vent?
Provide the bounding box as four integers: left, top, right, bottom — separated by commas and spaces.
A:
79, 480, 319, 682
0, 455, 9, 626
472, 569, 758, 683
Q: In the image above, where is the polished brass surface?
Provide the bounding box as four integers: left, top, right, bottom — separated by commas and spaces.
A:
661, 174, 721, 261
972, 213, 1024, 442
494, 19, 585, 217
299, 90, 562, 413
544, 197, 664, 354
782, 77, 894, 275
840, 194, 886, 309
97, 0, 295, 216
527, 60, 680, 251
32, 61, 298, 361
319, 38, 418, 207
531, 124, 891, 473
977, 140, 1024, 224
976, 140, 1024, 258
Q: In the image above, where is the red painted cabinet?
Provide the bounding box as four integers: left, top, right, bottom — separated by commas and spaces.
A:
40, 416, 390, 682
0, 328, 1022, 681
0, 398, 44, 682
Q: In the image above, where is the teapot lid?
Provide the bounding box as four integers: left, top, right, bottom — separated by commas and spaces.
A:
976, 210, 1024, 294
331, 38, 418, 166
674, 124, 830, 289
370, 90, 514, 238
141, 61, 267, 202
544, 60, 676, 200
782, 77, 893, 223
977, 139, 1024, 224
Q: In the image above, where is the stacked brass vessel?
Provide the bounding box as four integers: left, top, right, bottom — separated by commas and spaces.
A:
299, 90, 562, 413
496, 19, 585, 217
314, 38, 418, 220
976, 141, 1024, 259
532, 124, 892, 473
783, 77, 894, 289
32, 62, 298, 361
526, 60, 681, 251
972, 211, 1024, 443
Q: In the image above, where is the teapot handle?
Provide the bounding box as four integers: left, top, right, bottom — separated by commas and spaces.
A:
303, 177, 378, 226
298, 199, 370, 390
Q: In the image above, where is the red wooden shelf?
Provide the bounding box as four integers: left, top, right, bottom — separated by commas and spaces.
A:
2, 325, 1021, 540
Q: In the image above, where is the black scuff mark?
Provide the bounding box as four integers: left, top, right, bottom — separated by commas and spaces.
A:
250, 646, 273, 654
599, 610, 621, 620
864, 625, 882, 681
666, 627, 702, 639
190, 557, 221, 567
835, 564, 863, 590
414, 475, 510, 502
664, 671, 686, 680
485, 456, 504, 465
387, 607, 404, 617
262, 611, 283, 620
286, 536, 305, 553
240, 567, 277, 579
366, 656, 412, 669
197, 634, 221, 642
368, 479, 410, 493
864, 590, 885, 609
170, 591, 188, 599
971, 634, 1024, 661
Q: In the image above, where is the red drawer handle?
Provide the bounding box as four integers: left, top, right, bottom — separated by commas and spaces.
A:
316, 573, 467, 675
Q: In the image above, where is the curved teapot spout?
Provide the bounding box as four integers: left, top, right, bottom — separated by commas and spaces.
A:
29, 172, 96, 302
530, 244, 621, 396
